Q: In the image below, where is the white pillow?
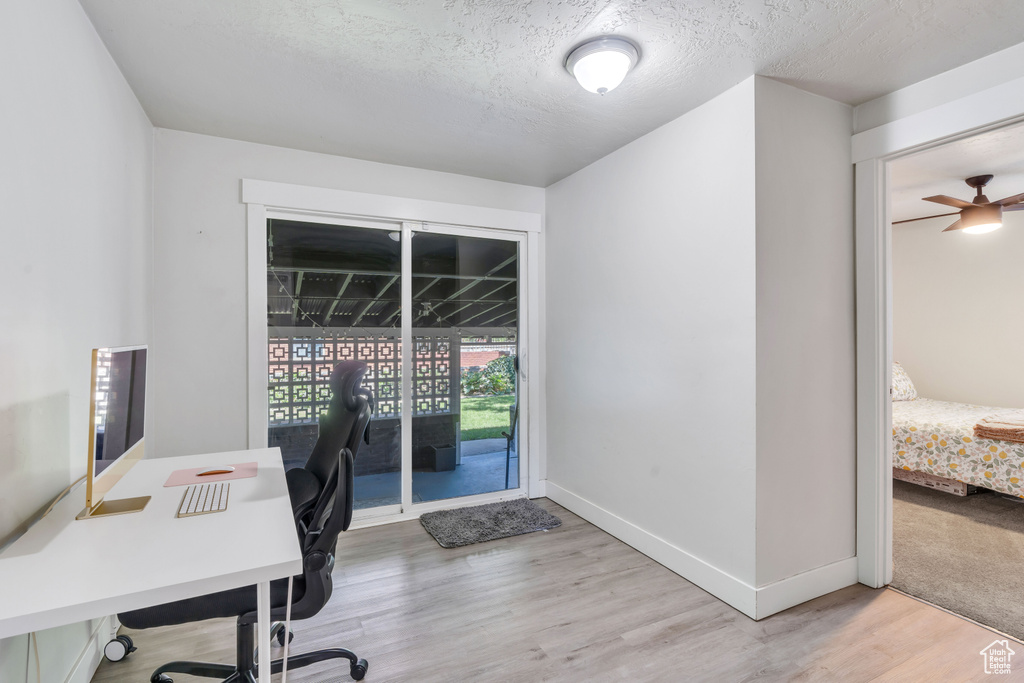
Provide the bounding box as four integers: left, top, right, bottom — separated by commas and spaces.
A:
892, 361, 918, 401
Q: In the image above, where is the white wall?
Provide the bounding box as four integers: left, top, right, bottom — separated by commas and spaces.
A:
893, 212, 1024, 409
0, 0, 153, 681
753, 78, 856, 587
544, 77, 858, 618
545, 80, 759, 594
151, 129, 545, 458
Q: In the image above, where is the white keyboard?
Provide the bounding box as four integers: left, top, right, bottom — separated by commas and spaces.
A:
176, 482, 230, 518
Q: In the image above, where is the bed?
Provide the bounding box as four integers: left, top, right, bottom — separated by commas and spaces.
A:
893, 397, 1024, 497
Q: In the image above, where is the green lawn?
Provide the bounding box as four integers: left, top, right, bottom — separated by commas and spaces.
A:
460, 394, 516, 441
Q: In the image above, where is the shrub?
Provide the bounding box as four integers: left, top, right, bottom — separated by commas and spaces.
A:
460, 355, 516, 396
461, 369, 486, 395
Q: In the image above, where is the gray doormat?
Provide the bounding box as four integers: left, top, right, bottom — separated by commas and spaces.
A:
419, 498, 561, 548
893, 479, 1024, 640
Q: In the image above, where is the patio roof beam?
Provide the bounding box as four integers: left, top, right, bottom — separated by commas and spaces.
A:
484, 254, 518, 276
460, 302, 505, 325
428, 254, 518, 306
423, 297, 514, 305
339, 254, 516, 328
274, 294, 507, 305
477, 280, 515, 299
322, 273, 354, 326
414, 277, 442, 298
379, 301, 402, 327
269, 265, 514, 282
291, 271, 304, 324
351, 275, 399, 328
476, 307, 518, 326
438, 283, 515, 317
440, 300, 481, 320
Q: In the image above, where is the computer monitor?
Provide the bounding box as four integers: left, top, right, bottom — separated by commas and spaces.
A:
77, 346, 151, 520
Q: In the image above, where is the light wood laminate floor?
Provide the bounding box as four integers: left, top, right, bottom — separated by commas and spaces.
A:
93, 499, 1023, 682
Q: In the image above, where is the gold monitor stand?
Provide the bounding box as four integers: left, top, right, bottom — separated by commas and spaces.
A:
76, 440, 150, 520
77, 495, 151, 520
77, 348, 150, 520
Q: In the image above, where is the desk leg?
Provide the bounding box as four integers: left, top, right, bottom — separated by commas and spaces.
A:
257, 580, 271, 683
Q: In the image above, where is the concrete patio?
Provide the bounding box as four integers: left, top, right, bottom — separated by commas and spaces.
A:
353, 437, 519, 509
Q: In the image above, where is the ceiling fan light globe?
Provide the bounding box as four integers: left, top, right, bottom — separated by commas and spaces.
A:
962, 222, 1002, 235
959, 203, 1003, 234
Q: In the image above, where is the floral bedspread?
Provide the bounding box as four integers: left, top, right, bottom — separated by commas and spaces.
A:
893, 398, 1024, 497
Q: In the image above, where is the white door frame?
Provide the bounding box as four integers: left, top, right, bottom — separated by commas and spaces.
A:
242, 179, 544, 526
853, 85, 1024, 587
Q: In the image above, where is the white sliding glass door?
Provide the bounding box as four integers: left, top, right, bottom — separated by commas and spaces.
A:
266, 216, 405, 514
263, 214, 527, 520
408, 226, 523, 506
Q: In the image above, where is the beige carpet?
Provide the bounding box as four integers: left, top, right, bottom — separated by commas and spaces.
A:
893, 479, 1024, 639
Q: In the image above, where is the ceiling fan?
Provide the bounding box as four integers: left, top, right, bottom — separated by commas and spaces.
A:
894, 174, 1024, 234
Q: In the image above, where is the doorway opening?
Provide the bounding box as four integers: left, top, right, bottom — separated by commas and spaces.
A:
883, 122, 1024, 639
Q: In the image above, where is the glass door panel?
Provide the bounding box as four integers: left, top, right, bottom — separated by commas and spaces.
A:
410, 231, 520, 503
266, 218, 402, 510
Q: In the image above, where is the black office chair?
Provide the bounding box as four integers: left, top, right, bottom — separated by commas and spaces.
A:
286, 360, 373, 527
273, 360, 373, 645
117, 362, 373, 683
119, 448, 365, 682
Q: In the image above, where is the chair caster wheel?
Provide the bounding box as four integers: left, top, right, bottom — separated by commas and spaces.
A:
268, 621, 295, 648
151, 675, 172, 683
351, 658, 368, 680
103, 635, 136, 662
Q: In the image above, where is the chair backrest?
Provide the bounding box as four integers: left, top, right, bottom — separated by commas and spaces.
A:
306, 361, 373, 491
247, 445, 354, 625
245, 361, 370, 624
303, 447, 354, 555
287, 444, 353, 620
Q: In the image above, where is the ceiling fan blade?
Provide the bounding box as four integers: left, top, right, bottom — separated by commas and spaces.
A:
1003, 203, 1024, 212
942, 219, 964, 232
923, 195, 976, 209
994, 192, 1024, 206
892, 211, 959, 225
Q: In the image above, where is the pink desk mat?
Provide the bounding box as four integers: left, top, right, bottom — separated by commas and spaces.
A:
163, 461, 259, 487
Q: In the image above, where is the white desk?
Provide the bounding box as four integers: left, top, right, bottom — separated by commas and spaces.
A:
0, 447, 302, 683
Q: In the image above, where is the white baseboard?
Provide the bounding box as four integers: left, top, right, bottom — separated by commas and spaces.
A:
544, 481, 758, 618
544, 482, 858, 620
530, 479, 546, 498
755, 556, 859, 618
66, 616, 117, 683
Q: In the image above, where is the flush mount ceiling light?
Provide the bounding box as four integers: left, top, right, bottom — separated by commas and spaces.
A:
565, 37, 640, 95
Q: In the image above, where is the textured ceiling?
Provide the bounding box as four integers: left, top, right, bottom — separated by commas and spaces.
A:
890, 122, 1024, 224
80, 0, 1024, 187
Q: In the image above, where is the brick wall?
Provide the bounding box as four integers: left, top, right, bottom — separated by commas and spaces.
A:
460, 350, 503, 369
